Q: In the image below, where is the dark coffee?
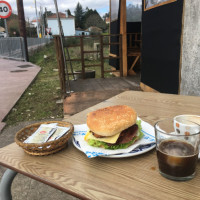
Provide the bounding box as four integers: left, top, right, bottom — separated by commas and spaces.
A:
157, 140, 198, 177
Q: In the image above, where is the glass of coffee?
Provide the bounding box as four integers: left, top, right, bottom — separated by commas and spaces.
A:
154, 118, 200, 181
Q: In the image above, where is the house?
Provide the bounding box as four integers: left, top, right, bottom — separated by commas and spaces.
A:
85, 26, 102, 34
75, 28, 90, 36
31, 19, 40, 28
47, 12, 75, 36
105, 17, 110, 24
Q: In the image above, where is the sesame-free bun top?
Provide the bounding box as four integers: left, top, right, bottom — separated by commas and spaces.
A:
87, 105, 137, 137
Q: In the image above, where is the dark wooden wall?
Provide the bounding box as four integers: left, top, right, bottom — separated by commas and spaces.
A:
141, 0, 184, 94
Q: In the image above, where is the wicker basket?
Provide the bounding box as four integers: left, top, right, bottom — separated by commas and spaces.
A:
15, 121, 74, 156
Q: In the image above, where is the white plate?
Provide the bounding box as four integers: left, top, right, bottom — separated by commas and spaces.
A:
72, 137, 156, 158
72, 120, 156, 158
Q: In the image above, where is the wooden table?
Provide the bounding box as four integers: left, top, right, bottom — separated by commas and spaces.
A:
0, 91, 200, 200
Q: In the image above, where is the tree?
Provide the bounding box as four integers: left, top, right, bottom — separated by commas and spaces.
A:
0, 19, 4, 28
126, 4, 142, 22
6, 13, 20, 36
65, 9, 72, 16
43, 10, 53, 31
26, 27, 37, 37
74, 2, 84, 28
7, 18, 20, 36
102, 12, 109, 22
84, 9, 107, 31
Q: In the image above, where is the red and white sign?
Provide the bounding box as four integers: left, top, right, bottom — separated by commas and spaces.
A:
0, 1, 12, 19
45, 28, 51, 34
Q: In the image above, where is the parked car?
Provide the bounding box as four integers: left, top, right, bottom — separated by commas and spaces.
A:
0, 32, 7, 38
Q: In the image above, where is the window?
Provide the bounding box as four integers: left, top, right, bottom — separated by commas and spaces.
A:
111, 0, 120, 22
144, 0, 177, 11
127, 0, 142, 22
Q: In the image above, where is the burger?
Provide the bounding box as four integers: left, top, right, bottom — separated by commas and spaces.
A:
84, 105, 143, 150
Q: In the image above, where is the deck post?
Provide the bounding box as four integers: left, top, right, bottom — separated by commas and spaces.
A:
100, 35, 104, 78
119, 35, 123, 77
80, 36, 85, 79
54, 35, 66, 96
120, 0, 127, 77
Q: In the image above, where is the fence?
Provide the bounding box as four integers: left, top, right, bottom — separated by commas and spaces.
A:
0, 37, 51, 61
27, 38, 51, 50
54, 34, 123, 95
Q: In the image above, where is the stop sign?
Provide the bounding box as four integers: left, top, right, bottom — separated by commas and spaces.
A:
0, 1, 12, 19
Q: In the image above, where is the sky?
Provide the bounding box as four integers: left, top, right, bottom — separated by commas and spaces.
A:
8, 0, 142, 20
8, 0, 109, 20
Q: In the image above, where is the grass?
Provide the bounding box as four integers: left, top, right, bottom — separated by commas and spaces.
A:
4, 42, 63, 126
4, 39, 114, 126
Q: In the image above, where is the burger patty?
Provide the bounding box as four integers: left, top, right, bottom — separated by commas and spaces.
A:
116, 124, 138, 144
92, 124, 138, 144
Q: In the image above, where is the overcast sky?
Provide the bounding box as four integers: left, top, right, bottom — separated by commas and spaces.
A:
8, 0, 109, 20
8, 0, 142, 20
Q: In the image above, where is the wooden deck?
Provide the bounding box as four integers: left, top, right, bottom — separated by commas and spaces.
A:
63, 75, 142, 118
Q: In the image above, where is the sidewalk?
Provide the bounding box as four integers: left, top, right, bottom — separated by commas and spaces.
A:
0, 58, 41, 132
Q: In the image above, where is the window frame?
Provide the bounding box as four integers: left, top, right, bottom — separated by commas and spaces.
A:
144, 0, 177, 11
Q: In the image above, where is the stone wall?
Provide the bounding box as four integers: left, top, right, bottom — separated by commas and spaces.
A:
180, 0, 200, 96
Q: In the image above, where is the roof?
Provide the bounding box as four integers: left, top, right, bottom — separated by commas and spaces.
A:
31, 19, 40, 23
75, 28, 90, 33
47, 12, 74, 19
76, 27, 83, 31
85, 26, 102, 32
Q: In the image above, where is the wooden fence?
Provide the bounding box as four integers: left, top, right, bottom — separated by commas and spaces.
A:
54, 34, 122, 95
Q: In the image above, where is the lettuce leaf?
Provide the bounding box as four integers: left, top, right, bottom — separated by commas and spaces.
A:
87, 120, 143, 150
136, 120, 143, 139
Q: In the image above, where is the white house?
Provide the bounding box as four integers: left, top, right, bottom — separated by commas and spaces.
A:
75, 28, 90, 36
47, 12, 75, 36
30, 19, 40, 28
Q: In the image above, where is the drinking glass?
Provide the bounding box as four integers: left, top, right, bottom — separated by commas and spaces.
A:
154, 118, 200, 181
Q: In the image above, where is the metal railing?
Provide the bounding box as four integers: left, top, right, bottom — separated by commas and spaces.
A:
27, 38, 51, 49
0, 37, 25, 61
0, 37, 51, 61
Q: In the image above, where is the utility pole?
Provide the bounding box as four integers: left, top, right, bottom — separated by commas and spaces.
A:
40, 5, 43, 37
4, 19, 9, 37
43, 7, 45, 37
34, 0, 40, 38
27, 17, 31, 37
40, 6, 45, 38
45, 7, 48, 29
53, 0, 73, 93
16, 0, 29, 61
